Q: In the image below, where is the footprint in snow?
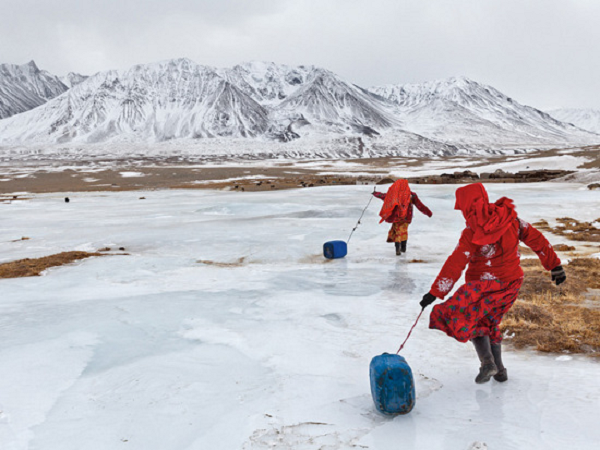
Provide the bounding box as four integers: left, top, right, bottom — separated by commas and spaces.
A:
321, 313, 347, 327
415, 373, 443, 399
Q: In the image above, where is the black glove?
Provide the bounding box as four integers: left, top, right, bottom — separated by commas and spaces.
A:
551, 265, 566, 286
420, 293, 437, 309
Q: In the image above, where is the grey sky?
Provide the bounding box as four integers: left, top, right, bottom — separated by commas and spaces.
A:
1, 0, 599, 110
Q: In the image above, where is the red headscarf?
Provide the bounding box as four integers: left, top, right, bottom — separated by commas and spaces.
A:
379, 179, 412, 223
454, 183, 517, 245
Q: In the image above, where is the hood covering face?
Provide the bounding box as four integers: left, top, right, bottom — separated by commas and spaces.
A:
379, 179, 412, 223
454, 183, 517, 245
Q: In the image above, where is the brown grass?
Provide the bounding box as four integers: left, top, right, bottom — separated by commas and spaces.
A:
501, 257, 600, 355
10, 236, 30, 242
553, 243, 576, 252
535, 217, 600, 242
0, 251, 104, 278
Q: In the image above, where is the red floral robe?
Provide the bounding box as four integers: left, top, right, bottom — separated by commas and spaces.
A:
429, 218, 561, 343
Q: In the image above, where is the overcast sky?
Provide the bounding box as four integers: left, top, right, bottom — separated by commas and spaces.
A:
1, 0, 599, 110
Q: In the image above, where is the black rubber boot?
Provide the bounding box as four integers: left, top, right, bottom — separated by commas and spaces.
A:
400, 240, 407, 254
471, 336, 498, 384
395, 242, 401, 255
491, 342, 508, 382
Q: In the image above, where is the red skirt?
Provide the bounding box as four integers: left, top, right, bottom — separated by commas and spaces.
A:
429, 277, 523, 344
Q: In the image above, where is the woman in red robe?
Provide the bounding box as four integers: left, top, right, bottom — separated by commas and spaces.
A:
420, 183, 566, 383
373, 179, 432, 255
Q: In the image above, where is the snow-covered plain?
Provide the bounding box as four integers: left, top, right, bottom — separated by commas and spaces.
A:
1, 184, 599, 450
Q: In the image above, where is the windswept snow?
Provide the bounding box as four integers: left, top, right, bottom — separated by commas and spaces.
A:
0, 183, 599, 449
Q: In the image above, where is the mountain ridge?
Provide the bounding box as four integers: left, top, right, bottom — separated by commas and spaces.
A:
0, 60, 68, 119
0, 59, 598, 159
547, 108, 600, 134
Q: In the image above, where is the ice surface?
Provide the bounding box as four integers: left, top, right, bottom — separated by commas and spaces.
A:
0, 184, 599, 449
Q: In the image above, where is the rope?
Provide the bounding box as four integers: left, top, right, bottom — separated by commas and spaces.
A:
346, 188, 375, 244
396, 308, 425, 354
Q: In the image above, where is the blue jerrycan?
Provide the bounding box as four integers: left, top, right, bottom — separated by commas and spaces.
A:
323, 240, 347, 259
369, 353, 415, 415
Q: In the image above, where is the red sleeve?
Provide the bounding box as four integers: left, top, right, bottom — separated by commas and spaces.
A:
411, 192, 432, 217
430, 227, 477, 299
518, 218, 561, 271
372, 191, 386, 201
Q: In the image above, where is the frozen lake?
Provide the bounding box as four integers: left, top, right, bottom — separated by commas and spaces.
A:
1, 183, 599, 450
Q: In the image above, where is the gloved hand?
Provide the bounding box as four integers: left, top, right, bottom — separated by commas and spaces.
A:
551, 265, 566, 286
420, 292, 437, 308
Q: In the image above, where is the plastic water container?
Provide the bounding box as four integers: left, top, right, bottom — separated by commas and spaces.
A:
323, 240, 347, 259
369, 353, 415, 415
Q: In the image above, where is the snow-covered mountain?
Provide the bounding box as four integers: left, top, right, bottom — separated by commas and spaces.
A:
370, 77, 597, 147
60, 72, 89, 89
0, 59, 598, 158
271, 68, 398, 137
0, 60, 68, 119
547, 108, 600, 134
221, 62, 399, 140
0, 59, 270, 143
218, 61, 315, 106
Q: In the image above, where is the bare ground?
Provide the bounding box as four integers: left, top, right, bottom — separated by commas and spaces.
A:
1, 144, 598, 194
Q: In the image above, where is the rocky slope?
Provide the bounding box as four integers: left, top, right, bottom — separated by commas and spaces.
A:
0, 61, 68, 119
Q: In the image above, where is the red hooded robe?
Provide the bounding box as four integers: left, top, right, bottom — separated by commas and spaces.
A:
427, 183, 562, 344
430, 183, 561, 299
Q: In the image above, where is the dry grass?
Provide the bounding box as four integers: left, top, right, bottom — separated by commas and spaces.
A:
501, 257, 600, 355
534, 217, 600, 242
10, 236, 30, 243
0, 251, 104, 278
553, 243, 576, 252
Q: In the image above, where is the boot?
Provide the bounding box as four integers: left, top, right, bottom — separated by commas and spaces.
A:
400, 240, 407, 254
491, 342, 508, 382
471, 336, 498, 384
395, 242, 401, 255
